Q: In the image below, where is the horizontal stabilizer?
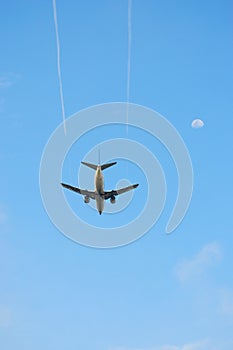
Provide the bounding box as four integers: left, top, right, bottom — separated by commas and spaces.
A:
101, 162, 117, 170
81, 161, 117, 171
81, 162, 98, 170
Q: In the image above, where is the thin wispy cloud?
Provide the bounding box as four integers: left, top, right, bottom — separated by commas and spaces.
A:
0, 73, 18, 88
0, 208, 7, 224
219, 288, 233, 316
175, 242, 222, 282
110, 339, 209, 350
0, 76, 12, 88
0, 73, 18, 114
0, 97, 5, 112
0, 305, 11, 327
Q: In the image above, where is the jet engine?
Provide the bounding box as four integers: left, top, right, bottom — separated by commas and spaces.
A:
84, 195, 90, 204
110, 196, 116, 204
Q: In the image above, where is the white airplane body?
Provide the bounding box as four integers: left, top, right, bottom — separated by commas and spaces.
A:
61, 161, 139, 215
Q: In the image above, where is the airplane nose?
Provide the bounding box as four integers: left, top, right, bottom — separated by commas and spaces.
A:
99, 211, 102, 215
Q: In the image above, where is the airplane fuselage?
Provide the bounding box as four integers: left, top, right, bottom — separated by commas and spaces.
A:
94, 166, 105, 215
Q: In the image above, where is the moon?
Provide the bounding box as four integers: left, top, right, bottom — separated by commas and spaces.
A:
191, 119, 204, 128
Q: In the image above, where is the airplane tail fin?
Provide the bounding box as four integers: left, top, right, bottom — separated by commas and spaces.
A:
81, 161, 117, 171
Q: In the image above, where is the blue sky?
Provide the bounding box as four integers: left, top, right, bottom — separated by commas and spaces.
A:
1, 0, 233, 349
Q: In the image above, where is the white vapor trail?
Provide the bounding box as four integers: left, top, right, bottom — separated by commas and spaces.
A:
126, 0, 132, 135
52, 0, 67, 135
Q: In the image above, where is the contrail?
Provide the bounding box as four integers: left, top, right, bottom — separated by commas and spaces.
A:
52, 0, 67, 135
126, 0, 132, 135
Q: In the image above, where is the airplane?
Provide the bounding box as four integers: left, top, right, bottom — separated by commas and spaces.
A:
61, 160, 139, 215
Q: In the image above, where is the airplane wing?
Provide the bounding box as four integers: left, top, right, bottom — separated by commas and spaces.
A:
61, 183, 96, 200
104, 184, 139, 200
